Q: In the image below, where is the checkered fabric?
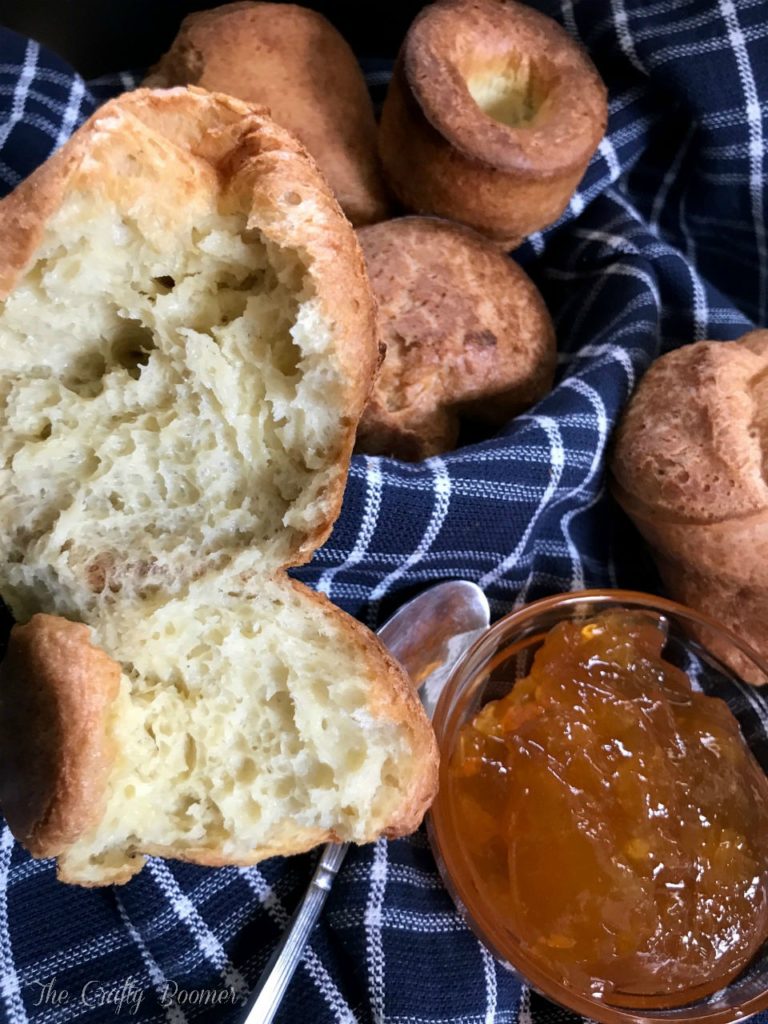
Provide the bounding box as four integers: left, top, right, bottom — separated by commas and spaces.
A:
0, 0, 767, 1021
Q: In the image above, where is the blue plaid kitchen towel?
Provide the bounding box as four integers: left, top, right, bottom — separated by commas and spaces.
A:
1, 0, 768, 1021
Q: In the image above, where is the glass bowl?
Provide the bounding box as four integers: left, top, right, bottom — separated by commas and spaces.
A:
429, 589, 768, 1024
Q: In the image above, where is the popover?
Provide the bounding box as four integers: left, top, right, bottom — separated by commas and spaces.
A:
356, 216, 556, 459
378, 0, 607, 247
145, 2, 389, 226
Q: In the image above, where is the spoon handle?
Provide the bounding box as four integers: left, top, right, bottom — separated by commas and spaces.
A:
238, 842, 349, 1024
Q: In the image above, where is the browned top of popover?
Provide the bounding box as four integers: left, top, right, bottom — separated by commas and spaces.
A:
402, 0, 607, 178
145, 2, 389, 224
357, 216, 556, 458
612, 331, 768, 525
0, 615, 121, 859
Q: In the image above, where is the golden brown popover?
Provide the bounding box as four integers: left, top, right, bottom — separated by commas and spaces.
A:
378, 0, 607, 247
356, 216, 556, 459
612, 330, 768, 682
145, 2, 389, 226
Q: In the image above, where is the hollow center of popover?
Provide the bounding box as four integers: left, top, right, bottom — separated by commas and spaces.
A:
466, 55, 554, 127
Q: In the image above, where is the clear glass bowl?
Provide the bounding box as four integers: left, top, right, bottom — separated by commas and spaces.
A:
429, 589, 768, 1024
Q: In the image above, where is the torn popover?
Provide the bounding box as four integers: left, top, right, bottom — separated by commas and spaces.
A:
0, 87, 437, 884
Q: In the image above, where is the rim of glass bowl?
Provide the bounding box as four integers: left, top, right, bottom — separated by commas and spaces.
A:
429, 588, 768, 1024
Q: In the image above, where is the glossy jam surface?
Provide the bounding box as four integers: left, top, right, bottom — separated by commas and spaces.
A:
446, 611, 768, 1007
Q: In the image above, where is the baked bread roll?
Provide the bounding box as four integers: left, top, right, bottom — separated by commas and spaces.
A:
145, 2, 389, 226
378, 0, 607, 247
611, 331, 768, 681
0, 87, 437, 883
356, 217, 556, 459
1, 580, 435, 886
0, 86, 377, 622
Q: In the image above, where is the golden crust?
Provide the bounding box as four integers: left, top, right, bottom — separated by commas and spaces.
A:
0, 615, 120, 857
378, 0, 607, 246
612, 332, 768, 524
356, 216, 556, 459
57, 864, 144, 887
611, 330, 768, 681
145, 2, 389, 226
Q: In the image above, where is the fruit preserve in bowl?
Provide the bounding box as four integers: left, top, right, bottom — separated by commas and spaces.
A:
429, 590, 768, 1024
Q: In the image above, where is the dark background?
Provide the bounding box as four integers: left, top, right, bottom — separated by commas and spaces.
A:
0, 0, 420, 76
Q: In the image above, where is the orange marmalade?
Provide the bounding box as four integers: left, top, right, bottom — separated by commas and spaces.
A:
445, 611, 768, 1007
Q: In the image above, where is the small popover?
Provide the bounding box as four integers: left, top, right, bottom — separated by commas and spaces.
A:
145, 2, 389, 226
612, 331, 768, 682
356, 216, 556, 460
378, 0, 607, 247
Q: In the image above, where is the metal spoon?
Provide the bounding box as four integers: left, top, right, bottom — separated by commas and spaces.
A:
239, 580, 490, 1024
